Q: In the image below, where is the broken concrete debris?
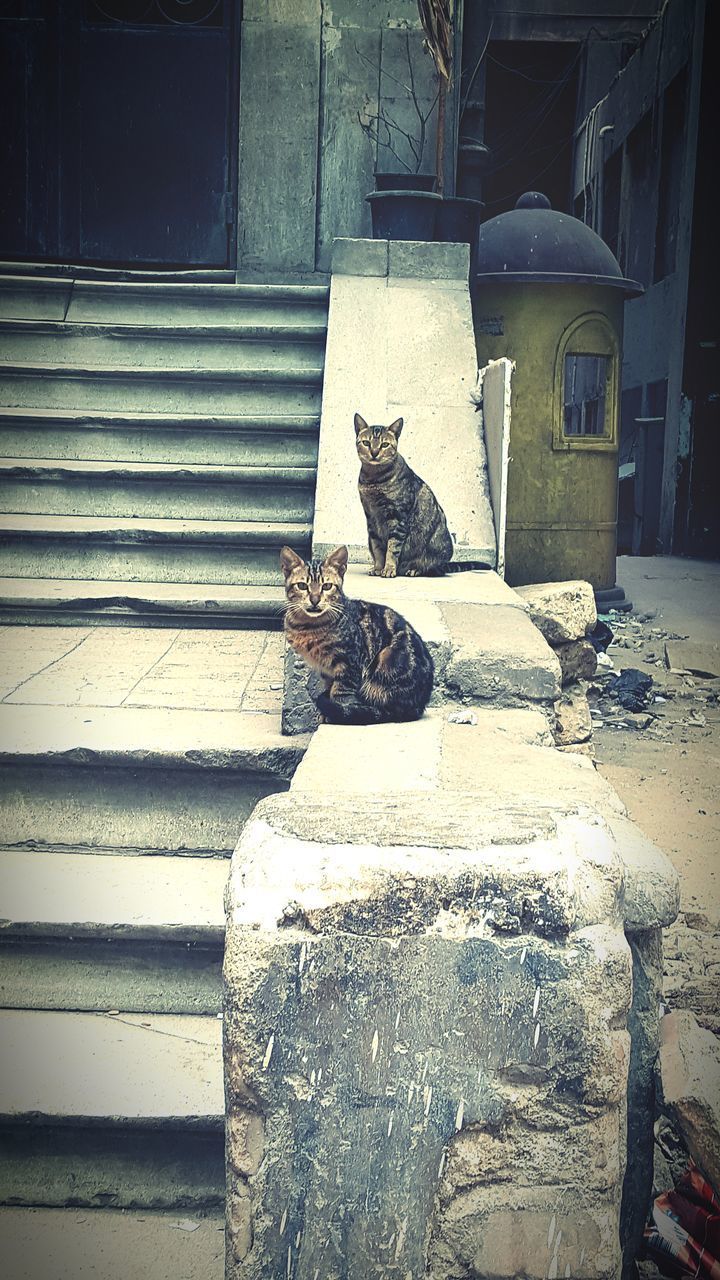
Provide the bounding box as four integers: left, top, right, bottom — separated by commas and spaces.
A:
554, 637, 598, 685
513, 578, 599, 752
664, 641, 720, 680
658, 1008, 720, 1192
514, 579, 597, 646
555, 680, 593, 748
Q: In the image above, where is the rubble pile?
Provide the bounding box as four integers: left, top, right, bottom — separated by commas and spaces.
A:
586, 611, 719, 738
643, 1010, 720, 1278
515, 579, 598, 756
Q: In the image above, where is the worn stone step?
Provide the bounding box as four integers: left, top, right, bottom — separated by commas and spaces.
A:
0, 848, 225, 1013
0, 272, 328, 325
0, 458, 316, 522
0, 320, 326, 370
0, 1009, 223, 1126
0, 513, 311, 584
0, 407, 320, 466
0, 362, 323, 415
0, 703, 308, 855
0, 576, 286, 627
0, 937, 223, 1015
0, 1207, 224, 1279
0, 1124, 224, 1210
0, 848, 227, 943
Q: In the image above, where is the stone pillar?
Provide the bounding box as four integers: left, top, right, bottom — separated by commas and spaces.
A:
224, 792, 636, 1279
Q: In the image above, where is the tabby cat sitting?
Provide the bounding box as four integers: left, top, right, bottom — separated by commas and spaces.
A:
280, 543, 433, 725
355, 412, 491, 577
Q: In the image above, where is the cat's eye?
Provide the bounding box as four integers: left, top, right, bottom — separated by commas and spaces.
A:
296, 582, 308, 592
322, 583, 333, 592
380, 441, 390, 449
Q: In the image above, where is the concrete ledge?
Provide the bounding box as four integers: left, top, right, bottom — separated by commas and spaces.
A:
282, 571, 558, 734
331, 238, 388, 277
230, 791, 624, 937
331, 238, 470, 281
388, 239, 470, 281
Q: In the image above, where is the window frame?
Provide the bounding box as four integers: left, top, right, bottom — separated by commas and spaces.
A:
553, 311, 619, 453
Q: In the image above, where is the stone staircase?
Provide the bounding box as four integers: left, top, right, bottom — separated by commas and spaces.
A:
0, 273, 327, 623
0, 271, 324, 1274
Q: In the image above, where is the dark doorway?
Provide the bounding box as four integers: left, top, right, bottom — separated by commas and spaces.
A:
675, 2, 719, 559
0, 0, 239, 268
481, 41, 581, 217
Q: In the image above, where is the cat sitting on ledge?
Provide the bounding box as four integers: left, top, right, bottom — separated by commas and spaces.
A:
280, 543, 433, 726
355, 412, 492, 577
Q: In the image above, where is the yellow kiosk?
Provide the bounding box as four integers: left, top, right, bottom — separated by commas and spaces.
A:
474, 192, 642, 595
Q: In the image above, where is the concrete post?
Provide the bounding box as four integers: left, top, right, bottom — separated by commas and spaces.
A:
224, 791, 643, 1279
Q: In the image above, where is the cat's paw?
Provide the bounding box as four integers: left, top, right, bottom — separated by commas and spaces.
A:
405, 568, 419, 577
380, 566, 397, 578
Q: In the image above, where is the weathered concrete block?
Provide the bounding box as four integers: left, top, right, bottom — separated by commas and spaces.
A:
331, 236, 389, 277
428, 1184, 621, 1280
658, 1008, 720, 1190
556, 637, 598, 685
224, 792, 633, 1279
555, 680, 593, 746
515, 579, 598, 644
388, 239, 470, 280
442, 602, 561, 707
609, 817, 680, 932
281, 645, 320, 736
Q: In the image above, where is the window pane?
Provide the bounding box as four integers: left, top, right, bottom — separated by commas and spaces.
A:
563, 354, 609, 437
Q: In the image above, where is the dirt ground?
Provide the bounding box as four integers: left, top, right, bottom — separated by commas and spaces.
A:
589, 556, 720, 1034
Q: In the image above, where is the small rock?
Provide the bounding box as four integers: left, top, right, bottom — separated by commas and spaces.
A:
597, 652, 614, 671
447, 709, 478, 725
658, 1009, 720, 1190
553, 638, 598, 687
554, 682, 592, 746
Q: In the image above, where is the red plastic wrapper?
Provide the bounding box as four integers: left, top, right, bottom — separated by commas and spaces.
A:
644, 1161, 720, 1280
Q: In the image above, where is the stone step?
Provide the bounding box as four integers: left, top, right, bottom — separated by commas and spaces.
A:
0, 458, 316, 522
0, 513, 311, 584
0, 272, 329, 325
0, 576, 286, 627
0, 1010, 224, 1209
0, 1124, 224, 1211
0, 1207, 224, 1280
0, 1009, 223, 1126
0, 407, 320, 466
0, 362, 323, 415
0, 848, 227, 942
0, 703, 308, 855
0, 320, 326, 370
0, 848, 225, 1013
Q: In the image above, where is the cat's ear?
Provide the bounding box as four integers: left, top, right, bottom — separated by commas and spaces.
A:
387, 417, 404, 438
354, 413, 368, 436
323, 545, 348, 578
279, 545, 304, 579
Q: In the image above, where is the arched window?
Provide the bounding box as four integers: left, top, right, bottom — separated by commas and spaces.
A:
553, 312, 619, 452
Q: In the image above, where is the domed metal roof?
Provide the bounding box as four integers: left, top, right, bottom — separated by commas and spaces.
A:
476, 192, 643, 294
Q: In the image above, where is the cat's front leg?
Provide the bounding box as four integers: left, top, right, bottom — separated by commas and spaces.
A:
381, 533, 405, 578
368, 533, 385, 577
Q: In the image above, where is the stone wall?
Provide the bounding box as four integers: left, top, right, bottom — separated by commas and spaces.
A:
237, 1, 441, 277
224, 695, 678, 1278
